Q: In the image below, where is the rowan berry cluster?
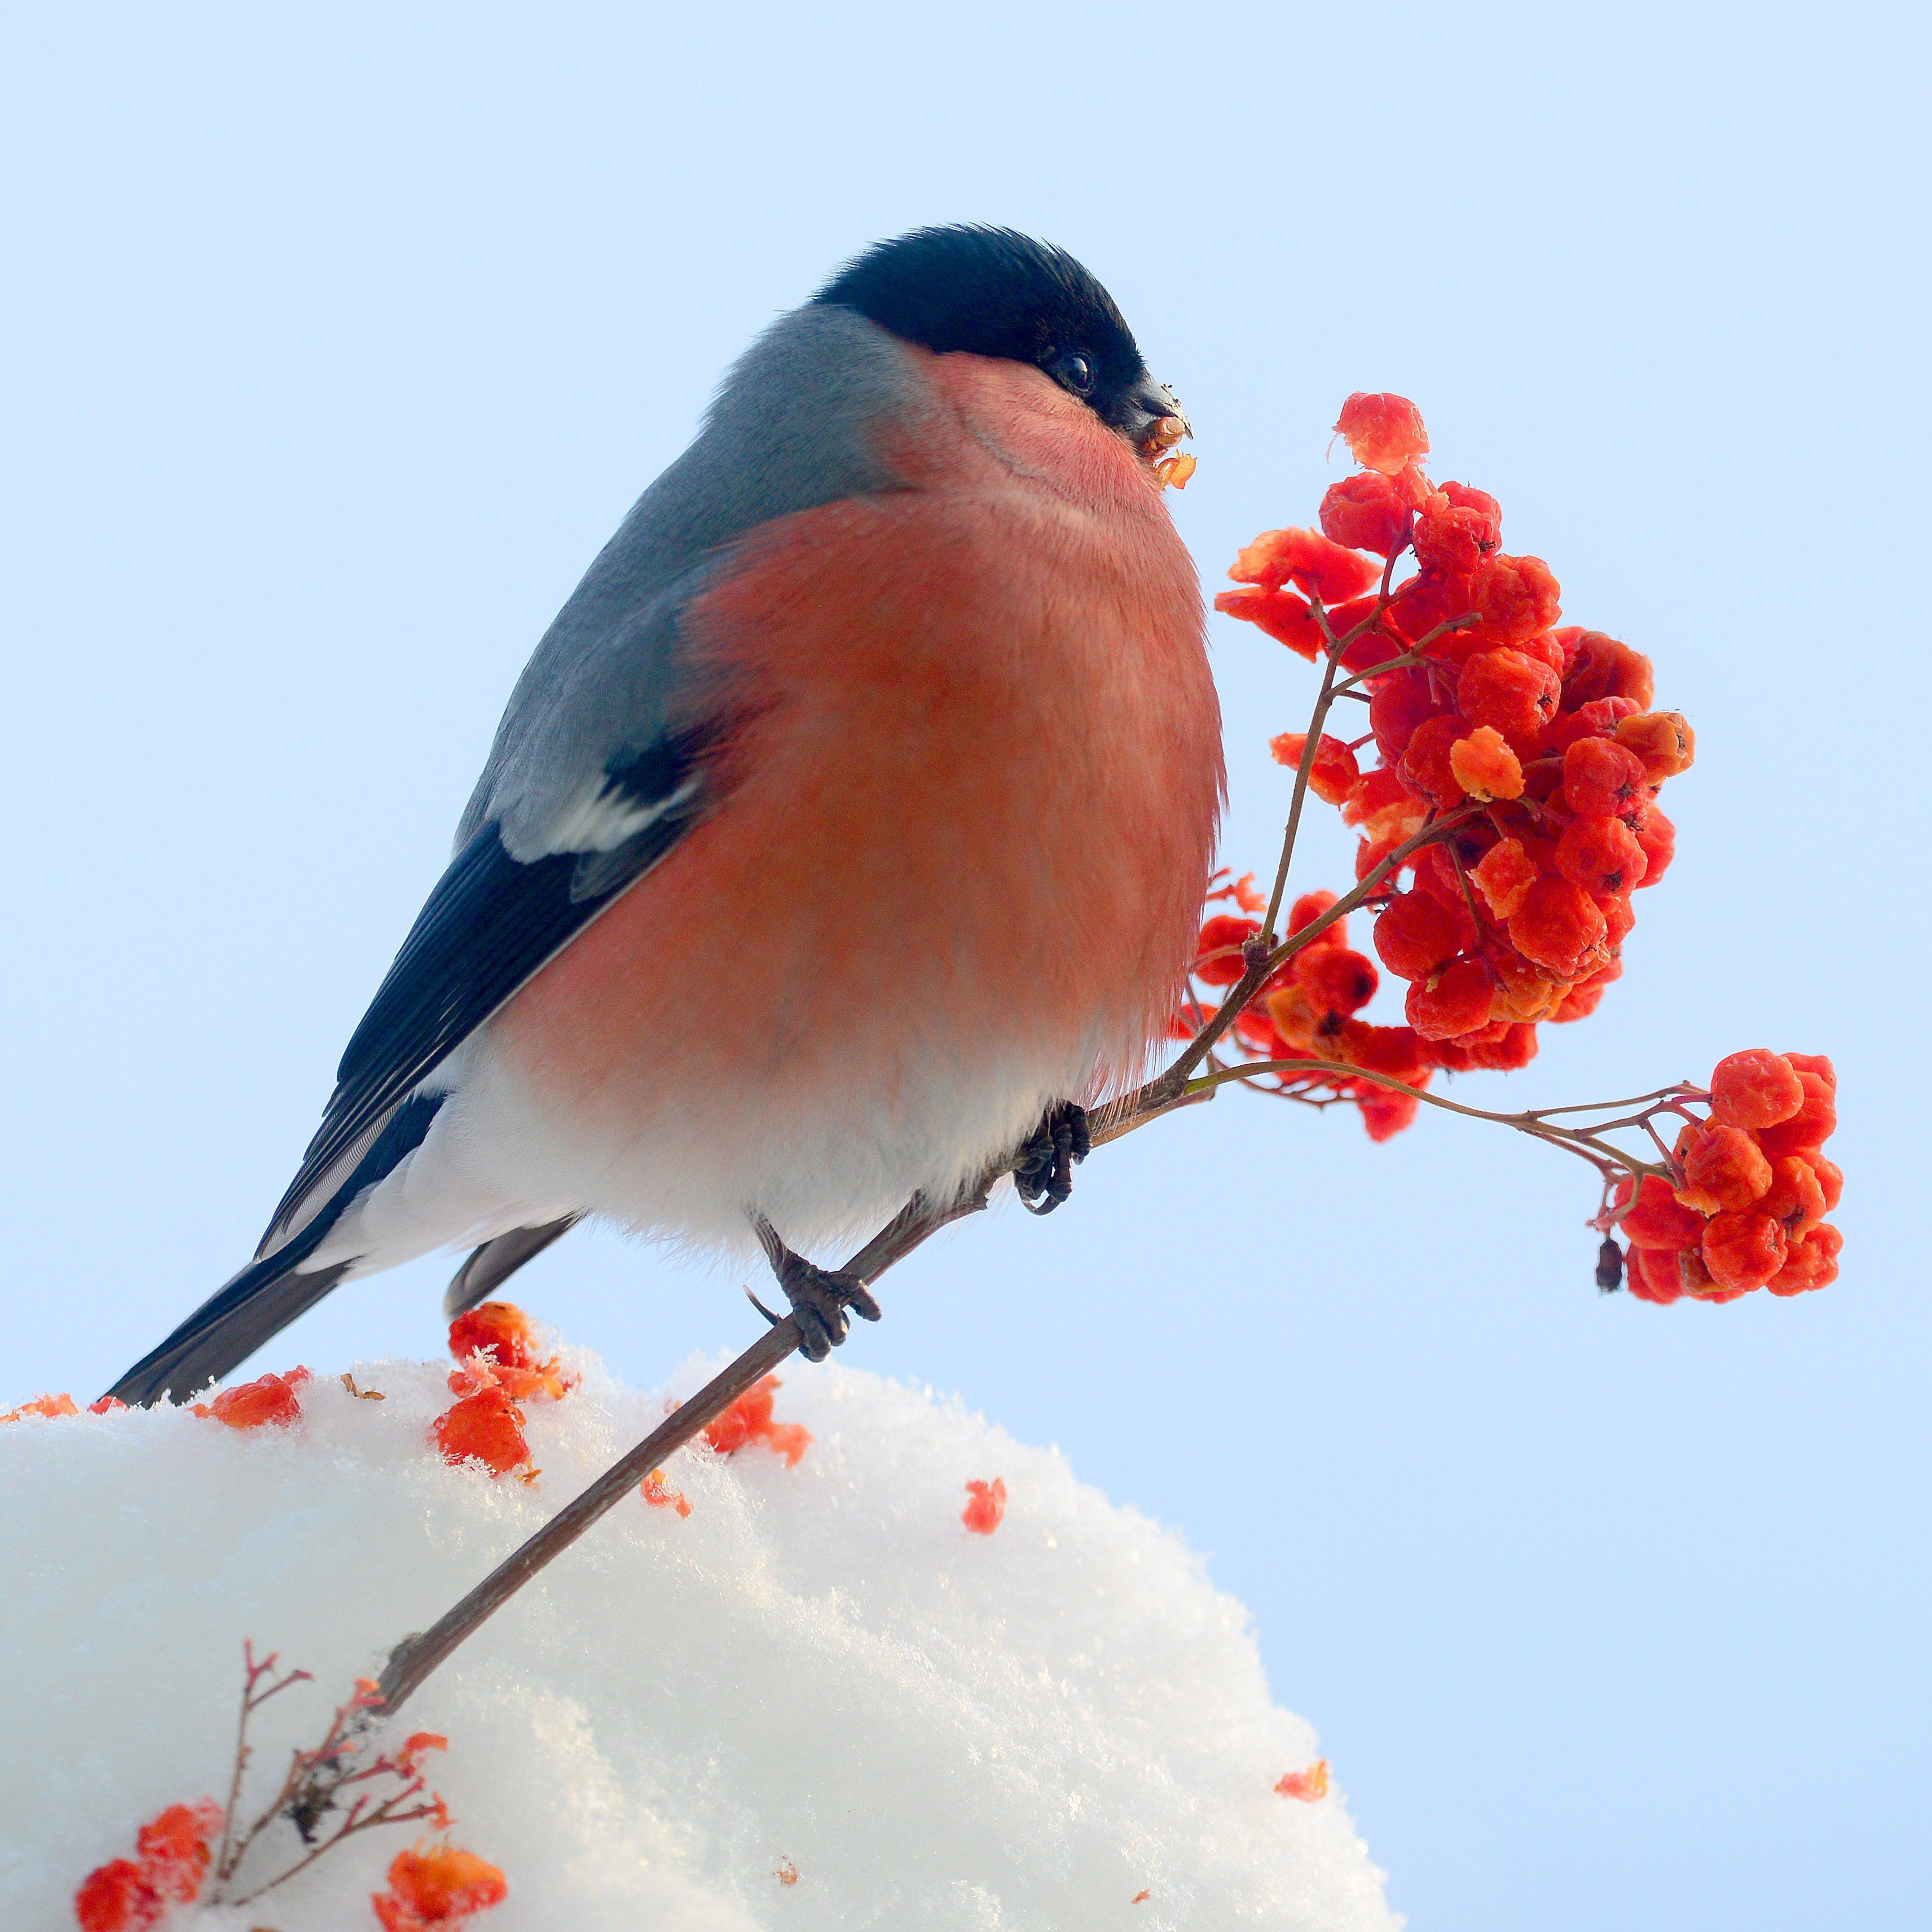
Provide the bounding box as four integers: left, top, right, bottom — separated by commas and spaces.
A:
1206, 393, 1693, 1141
1609, 1050, 1843, 1302
435, 1300, 576, 1480
72, 1643, 490, 1928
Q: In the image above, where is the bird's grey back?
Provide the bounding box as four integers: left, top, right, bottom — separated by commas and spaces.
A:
459, 302, 924, 859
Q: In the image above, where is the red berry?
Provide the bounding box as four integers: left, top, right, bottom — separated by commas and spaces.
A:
1506, 874, 1609, 979
1405, 958, 1494, 1039
1293, 945, 1379, 1015
1767, 1223, 1842, 1296
1702, 1209, 1788, 1291
1562, 736, 1649, 818
1471, 838, 1539, 919
1374, 890, 1473, 981
1675, 1123, 1774, 1214
1709, 1050, 1805, 1129
1230, 526, 1383, 605
1755, 1071, 1838, 1158
1342, 764, 1429, 844
1758, 1156, 1828, 1242
1194, 914, 1260, 987
1784, 1052, 1837, 1089
1470, 554, 1561, 644
1560, 632, 1655, 711
1319, 472, 1412, 557
1334, 392, 1429, 474
433, 1388, 530, 1476
1457, 647, 1563, 741
1632, 807, 1675, 887
1398, 714, 1468, 810
1412, 483, 1503, 575
1213, 585, 1324, 661
1368, 667, 1444, 762
1269, 731, 1361, 805
1618, 1173, 1706, 1249
1356, 1084, 1423, 1142
1554, 815, 1648, 895
1288, 890, 1348, 950
1625, 1246, 1685, 1305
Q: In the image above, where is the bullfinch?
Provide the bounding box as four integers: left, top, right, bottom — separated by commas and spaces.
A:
107, 225, 1223, 1403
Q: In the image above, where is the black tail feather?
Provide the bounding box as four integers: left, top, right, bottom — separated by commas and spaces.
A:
443, 1215, 582, 1319
105, 1095, 445, 1407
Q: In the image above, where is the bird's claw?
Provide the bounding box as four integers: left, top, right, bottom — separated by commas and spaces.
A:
1013, 1101, 1090, 1216
752, 1217, 881, 1362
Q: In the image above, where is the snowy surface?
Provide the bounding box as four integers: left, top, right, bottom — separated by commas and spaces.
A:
2, 1341, 1399, 1930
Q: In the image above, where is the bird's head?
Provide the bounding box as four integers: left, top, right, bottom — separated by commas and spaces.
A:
813, 225, 1190, 463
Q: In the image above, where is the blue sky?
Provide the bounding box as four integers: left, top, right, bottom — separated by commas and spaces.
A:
5, 4, 1927, 1926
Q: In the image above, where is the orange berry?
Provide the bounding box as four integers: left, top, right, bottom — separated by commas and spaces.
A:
1368, 667, 1444, 762
1449, 727, 1524, 802
1632, 806, 1675, 887
1675, 1122, 1775, 1214
1614, 711, 1695, 780
962, 1477, 1008, 1535
199, 1371, 305, 1431
1813, 1157, 1845, 1211
1708, 1050, 1805, 1129
1702, 1210, 1788, 1292
1471, 838, 1539, 919
373, 1845, 508, 1932
1784, 1052, 1837, 1089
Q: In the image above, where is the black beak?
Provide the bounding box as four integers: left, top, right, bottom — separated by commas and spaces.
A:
1124, 375, 1191, 453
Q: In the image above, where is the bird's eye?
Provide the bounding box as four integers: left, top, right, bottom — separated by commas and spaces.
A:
1050, 349, 1095, 395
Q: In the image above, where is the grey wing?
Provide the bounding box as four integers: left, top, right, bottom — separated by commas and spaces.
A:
263, 301, 924, 1251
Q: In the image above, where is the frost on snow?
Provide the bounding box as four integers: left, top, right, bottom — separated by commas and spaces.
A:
2, 1344, 1400, 1929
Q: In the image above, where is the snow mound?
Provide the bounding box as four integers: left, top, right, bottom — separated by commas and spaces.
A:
2, 1345, 1399, 1930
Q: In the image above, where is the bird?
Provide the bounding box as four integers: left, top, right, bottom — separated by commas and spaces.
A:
105, 225, 1224, 1405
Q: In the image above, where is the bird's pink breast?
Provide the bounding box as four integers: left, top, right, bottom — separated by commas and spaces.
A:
491, 353, 1222, 1207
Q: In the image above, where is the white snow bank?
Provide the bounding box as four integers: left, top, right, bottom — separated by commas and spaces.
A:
2, 1341, 1399, 1930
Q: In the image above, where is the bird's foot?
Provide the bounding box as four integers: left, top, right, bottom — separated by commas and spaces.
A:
751, 1217, 882, 1362
1013, 1101, 1090, 1216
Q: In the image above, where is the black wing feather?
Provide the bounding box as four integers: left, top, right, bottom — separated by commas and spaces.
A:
261, 736, 706, 1249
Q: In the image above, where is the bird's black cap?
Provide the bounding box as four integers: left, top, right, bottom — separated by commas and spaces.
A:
815, 226, 1180, 444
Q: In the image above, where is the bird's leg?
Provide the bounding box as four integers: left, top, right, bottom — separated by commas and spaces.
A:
1012, 1101, 1090, 1216
750, 1214, 883, 1362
